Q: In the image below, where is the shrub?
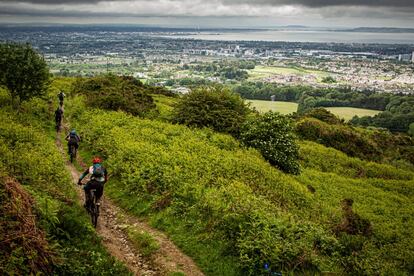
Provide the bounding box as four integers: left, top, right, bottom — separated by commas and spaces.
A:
296, 118, 382, 161
303, 108, 343, 125
173, 86, 250, 134
72, 74, 156, 116
240, 112, 300, 174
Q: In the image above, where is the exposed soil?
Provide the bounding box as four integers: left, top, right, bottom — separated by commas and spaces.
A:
56, 132, 203, 276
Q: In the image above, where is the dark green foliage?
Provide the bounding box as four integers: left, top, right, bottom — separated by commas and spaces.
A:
297, 87, 390, 112
296, 118, 382, 161
173, 86, 250, 134
72, 74, 156, 116
351, 110, 414, 133
234, 82, 307, 102
303, 108, 343, 124
240, 112, 300, 174
296, 116, 414, 166
0, 43, 50, 104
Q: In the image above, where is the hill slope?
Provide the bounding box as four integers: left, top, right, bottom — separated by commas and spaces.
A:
66, 93, 414, 275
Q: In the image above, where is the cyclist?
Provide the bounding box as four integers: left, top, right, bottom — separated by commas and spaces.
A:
65, 129, 81, 155
58, 91, 65, 106
54, 107, 63, 129
78, 157, 108, 208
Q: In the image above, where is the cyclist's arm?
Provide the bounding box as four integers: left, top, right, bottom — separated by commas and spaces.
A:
104, 168, 108, 182
79, 168, 89, 182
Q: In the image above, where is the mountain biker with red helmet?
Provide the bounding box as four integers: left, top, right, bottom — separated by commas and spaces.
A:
78, 157, 108, 208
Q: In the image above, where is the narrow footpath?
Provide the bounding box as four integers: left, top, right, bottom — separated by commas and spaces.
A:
56, 133, 204, 276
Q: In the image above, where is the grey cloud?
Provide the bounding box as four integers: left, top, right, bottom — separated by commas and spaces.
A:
2, 0, 414, 7
222, 0, 414, 8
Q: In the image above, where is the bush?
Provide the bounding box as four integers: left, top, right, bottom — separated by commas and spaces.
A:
296, 117, 414, 167
296, 118, 382, 161
303, 108, 343, 125
72, 74, 156, 116
173, 86, 250, 135
240, 112, 300, 174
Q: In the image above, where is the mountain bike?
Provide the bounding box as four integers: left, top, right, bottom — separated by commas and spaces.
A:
69, 144, 77, 163
87, 189, 100, 228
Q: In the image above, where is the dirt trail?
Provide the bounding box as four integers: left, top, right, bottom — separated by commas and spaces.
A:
56, 134, 204, 276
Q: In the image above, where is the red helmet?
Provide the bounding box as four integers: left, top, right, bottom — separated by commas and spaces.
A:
92, 157, 102, 164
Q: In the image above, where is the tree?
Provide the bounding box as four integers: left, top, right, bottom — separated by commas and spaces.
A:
173, 86, 250, 134
240, 112, 300, 174
0, 43, 50, 104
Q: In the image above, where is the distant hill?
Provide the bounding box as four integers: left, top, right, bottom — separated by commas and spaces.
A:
345, 27, 414, 33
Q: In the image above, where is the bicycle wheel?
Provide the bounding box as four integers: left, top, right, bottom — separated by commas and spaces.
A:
90, 192, 99, 228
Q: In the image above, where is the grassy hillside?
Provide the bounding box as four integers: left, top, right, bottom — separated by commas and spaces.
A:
2, 76, 412, 275
0, 88, 130, 275
65, 91, 414, 275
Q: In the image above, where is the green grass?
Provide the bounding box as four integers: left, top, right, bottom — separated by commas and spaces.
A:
326, 107, 381, 121
248, 100, 298, 114
127, 229, 160, 258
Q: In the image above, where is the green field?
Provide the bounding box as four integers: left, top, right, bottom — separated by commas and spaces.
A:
248, 100, 381, 120
248, 65, 330, 81
248, 100, 298, 114
327, 107, 381, 121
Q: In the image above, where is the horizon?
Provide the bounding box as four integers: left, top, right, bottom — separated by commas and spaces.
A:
1, 22, 414, 31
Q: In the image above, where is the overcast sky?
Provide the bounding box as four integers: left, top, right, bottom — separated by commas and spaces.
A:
0, 0, 413, 28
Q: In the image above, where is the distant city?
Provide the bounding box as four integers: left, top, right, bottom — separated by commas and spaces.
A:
1, 25, 413, 94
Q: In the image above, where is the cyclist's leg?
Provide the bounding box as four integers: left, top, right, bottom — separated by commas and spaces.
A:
95, 182, 104, 203
67, 141, 72, 154
83, 180, 94, 208
85, 180, 101, 205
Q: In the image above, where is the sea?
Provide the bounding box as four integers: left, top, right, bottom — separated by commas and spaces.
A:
162, 30, 414, 44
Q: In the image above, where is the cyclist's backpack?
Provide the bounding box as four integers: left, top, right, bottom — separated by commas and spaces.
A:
69, 132, 78, 143
92, 163, 104, 178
